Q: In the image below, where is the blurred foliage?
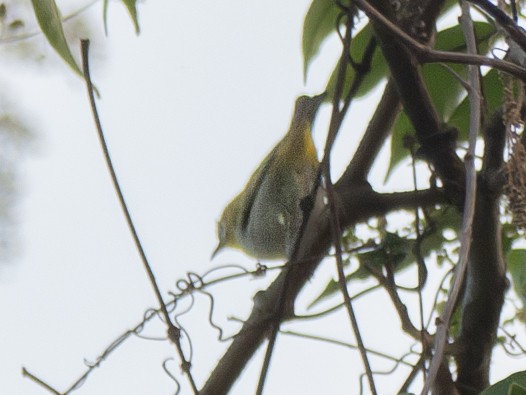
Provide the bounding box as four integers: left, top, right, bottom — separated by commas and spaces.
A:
0, 1, 100, 262
0, 108, 32, 261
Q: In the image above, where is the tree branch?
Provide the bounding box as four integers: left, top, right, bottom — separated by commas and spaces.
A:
425, 3, 482, 390
454, 110, 508, 394
468, 0, 526, 53
199, 186, 444, 395
80, 40, 198, 393
320, 7, 377, 394
350, 0, 526, 81
359, 0, 466, 206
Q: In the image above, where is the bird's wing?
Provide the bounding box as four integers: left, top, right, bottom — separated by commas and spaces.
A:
240, 146, 279, 231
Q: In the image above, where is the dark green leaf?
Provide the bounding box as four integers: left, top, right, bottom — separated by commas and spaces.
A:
448, 68, 503, 140
354, 232, 415, 278
419, 206, 461, 253
510, 383, 526, 395
103, 0, 140, 35
435, 299, 462, 337
385, 22, 497, 180
440, 0, 459, 15
507, 249, 526, 307
8, 19, 23, 30
121, 0, 140, 34
502, 223, 520, 255
481, 371, 526, 394
309, 232, 416, 308
302, 0, 342, 80
31, 0, 82, 76
325, 23, 387, 99
308, 276, 351, 308
384, 111, 412, 183
434, 21, 496, 52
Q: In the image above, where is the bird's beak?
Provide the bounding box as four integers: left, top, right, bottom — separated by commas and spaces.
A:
312, 91, 327, 107
211, 243, 223, 260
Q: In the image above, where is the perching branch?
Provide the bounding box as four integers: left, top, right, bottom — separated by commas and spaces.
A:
453, 111, 508, 393
200, 186, 445, 395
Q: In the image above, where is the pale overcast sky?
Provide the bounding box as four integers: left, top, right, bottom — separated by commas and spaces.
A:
0, 1, 521, 394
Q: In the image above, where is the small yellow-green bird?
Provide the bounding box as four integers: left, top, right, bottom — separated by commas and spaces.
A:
212, 93, 325, 260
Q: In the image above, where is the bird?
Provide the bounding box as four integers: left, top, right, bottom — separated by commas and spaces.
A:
212, 93, 326, 260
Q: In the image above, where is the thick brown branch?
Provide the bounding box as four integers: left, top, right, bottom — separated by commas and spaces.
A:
361, 0, 466, 205
454, 110, 508, 394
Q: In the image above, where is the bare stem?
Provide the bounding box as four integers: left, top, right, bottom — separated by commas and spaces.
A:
423, 3, 482, 392
80, 39, 198, 394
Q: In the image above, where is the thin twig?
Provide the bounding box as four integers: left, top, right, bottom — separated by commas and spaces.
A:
22, 368, 62, 395
280, 330, 416, 367
29, 263, 275, 394
423, 2, 482, 393
255, 262, 292, 395
79, 40, 198, 394
468, 0, 526, 51
398, 356, 426, 393
293, 284, 381, 320
425, 267, 456, 330
321, 8, 377, 395
349, 0, 526, 81
367, 259, 429, 342
409, 141, 429, 383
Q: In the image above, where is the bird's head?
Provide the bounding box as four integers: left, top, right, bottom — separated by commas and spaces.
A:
292, 92, 327, 126
211, 195, 243, 259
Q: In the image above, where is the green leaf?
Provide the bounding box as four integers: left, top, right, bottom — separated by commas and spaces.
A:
121, 0, 140, 34
502, 223, 520, 256
435, 300, 462, 337
309, 232, 416, 308
507, 249, 526, 307
481, 371, 526, 394
383, 111, 411, 183
385, 22, 497, 180
434, 21, 496, 53
419, 206, 461, 253
325, 23, 387, 99
510, 383, 526, 395
354, 232, 415, 278
302, 0, 342, 80
308, 276, 350, 308
31, 0, 82, 76
103, 0, 140, 35
309, 208, 462, 309
448, 68, 503, 140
